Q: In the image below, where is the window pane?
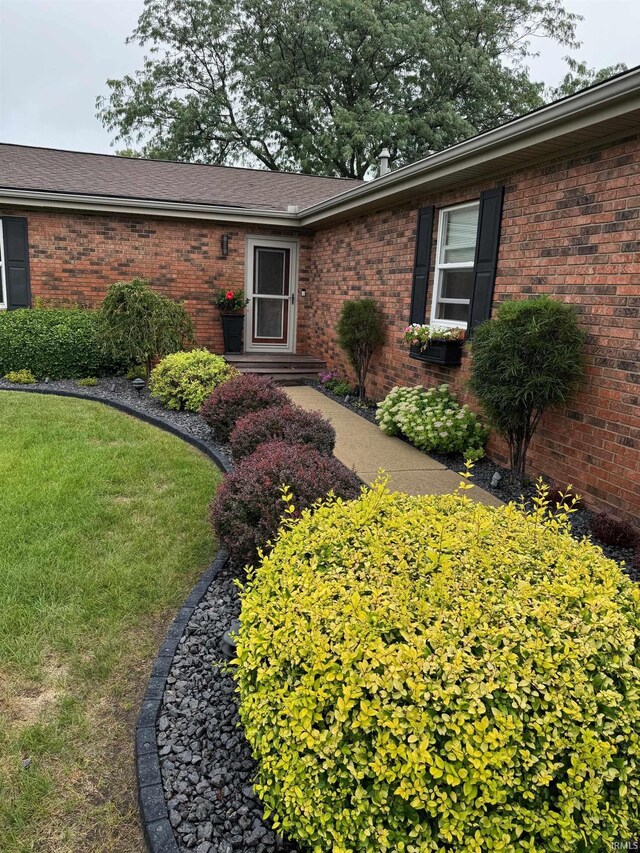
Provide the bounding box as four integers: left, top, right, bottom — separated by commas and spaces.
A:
436, 301, 470, 323
439, 269, 474, 300
443, 206, 478, 264
255, 298, 284, 338
255, 249, 287, 295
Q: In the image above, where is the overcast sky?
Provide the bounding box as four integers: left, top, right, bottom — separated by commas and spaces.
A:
0, 0, 638, 157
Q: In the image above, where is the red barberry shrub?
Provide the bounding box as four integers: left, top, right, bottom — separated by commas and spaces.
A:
590, 511, 639, 548
544, 485, 583, 511
229, 404, 336, 461
200, 373, 288, 442
210, 440, 361, 565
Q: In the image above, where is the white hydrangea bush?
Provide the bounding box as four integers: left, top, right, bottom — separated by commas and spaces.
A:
376, 384, 488, 457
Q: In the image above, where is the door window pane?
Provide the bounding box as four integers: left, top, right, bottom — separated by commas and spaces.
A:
255, 298, 284, 339
255, 249, 286, 295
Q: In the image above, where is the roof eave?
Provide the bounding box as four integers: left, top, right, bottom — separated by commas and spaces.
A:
0, 188, 300, 226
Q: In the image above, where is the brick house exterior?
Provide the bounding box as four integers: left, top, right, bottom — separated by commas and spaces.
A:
1, 69, 639, 520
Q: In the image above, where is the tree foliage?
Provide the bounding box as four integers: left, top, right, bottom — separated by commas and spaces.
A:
98, 278, 194, 377
97, 0, 612, 178
468, 296, 586, 483
336, 298, 385, 399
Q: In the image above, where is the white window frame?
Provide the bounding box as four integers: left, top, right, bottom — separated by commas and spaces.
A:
0, 219, 6, 309
429, 200, 480, 330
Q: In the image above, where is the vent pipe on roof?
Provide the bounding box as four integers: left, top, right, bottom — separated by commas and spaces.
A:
378, 147, 391, 177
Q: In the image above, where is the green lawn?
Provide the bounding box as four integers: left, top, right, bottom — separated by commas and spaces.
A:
0, 393, 220, 852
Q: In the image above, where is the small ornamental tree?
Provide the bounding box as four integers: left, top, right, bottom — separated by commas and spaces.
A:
336, 299, 385, 399
469, 296, 585, 482
98, 278, 194, 377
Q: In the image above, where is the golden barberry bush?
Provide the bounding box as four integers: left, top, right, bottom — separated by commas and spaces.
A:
236, 481, 640, 852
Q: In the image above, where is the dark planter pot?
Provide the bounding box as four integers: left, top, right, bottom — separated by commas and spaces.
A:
409, 340, 464, 366
220, 313, 245, 354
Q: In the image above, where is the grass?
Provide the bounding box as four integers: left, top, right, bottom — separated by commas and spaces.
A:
0, 393, 221, 852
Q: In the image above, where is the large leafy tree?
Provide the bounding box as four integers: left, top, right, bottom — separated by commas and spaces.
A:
97, 0, 613, 178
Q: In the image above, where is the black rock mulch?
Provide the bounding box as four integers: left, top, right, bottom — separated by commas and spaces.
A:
157, 560, 300, 853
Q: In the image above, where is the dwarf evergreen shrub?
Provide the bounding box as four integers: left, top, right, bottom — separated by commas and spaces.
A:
469, 296, 585, 482
149, 349, 237, 412
336, 299, 385, 399
200, 373, 289, 442
229, 404, 335, 460
236, 482, 640, 851
210, 440, 360, 565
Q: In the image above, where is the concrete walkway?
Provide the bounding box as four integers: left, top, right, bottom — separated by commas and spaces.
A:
286, 386, 502, 507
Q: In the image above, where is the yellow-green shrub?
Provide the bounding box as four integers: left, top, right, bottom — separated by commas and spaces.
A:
149, 348, 237, 411
236, 482, 640, 852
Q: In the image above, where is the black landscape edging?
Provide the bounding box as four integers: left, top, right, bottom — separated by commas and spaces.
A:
137, 548, 229, 853
0, 385, 232, 853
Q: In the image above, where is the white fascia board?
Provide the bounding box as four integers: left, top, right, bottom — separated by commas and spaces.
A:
0, 189, 300, 227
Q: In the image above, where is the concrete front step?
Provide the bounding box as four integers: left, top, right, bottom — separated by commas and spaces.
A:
224, 353, 326, 384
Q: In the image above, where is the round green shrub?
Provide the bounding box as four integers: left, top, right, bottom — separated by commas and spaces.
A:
377, 383, 488, 457
236, 484, 640, 852
149, 349, 237, 412
0, 308, 125, 379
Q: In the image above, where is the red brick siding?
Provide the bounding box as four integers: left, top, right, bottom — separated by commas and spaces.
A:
305, 136, 640, 521
0, 206, 311, 354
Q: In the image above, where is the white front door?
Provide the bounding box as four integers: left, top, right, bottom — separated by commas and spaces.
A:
245, 237, 297, 353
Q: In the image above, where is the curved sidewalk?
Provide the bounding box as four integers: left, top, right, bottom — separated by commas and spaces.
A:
286, 386, 502, 507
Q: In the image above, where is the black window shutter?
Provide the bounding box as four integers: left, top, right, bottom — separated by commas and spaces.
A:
2, 217, 31, 309
409, 206, 435, 324
468, 186, 504, 333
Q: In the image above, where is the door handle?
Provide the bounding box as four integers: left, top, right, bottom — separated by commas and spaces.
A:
290, 293, 295, 305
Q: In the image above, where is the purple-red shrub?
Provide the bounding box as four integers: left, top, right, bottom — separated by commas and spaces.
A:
229, 404, 336, 461
200, 373, 288, 442
210, 440, 361, 565
589, 511, 639, 548
544, 486, 583, 512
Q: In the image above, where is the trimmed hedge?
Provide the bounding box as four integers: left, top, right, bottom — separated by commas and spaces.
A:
0, 308, 124, 379
236, 482, 640, 851
149, 349, 237, 412
210, 440, 361, 565
229, 404, 335, 461
200, 373, 289, 442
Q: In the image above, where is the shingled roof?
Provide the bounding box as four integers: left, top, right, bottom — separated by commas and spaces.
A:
0, 144, 362, 211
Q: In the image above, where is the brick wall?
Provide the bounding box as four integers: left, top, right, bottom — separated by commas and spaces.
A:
0, 206, 311, 354
305, 136, 640, 521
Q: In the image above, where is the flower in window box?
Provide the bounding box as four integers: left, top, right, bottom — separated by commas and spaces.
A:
401, 323, 465, 351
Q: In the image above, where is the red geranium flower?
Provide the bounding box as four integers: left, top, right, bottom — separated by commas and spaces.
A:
226, 290, 235, 300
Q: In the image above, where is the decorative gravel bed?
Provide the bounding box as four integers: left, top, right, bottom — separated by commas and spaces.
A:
308, 380, 638, 577
158, 559, 299, 853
